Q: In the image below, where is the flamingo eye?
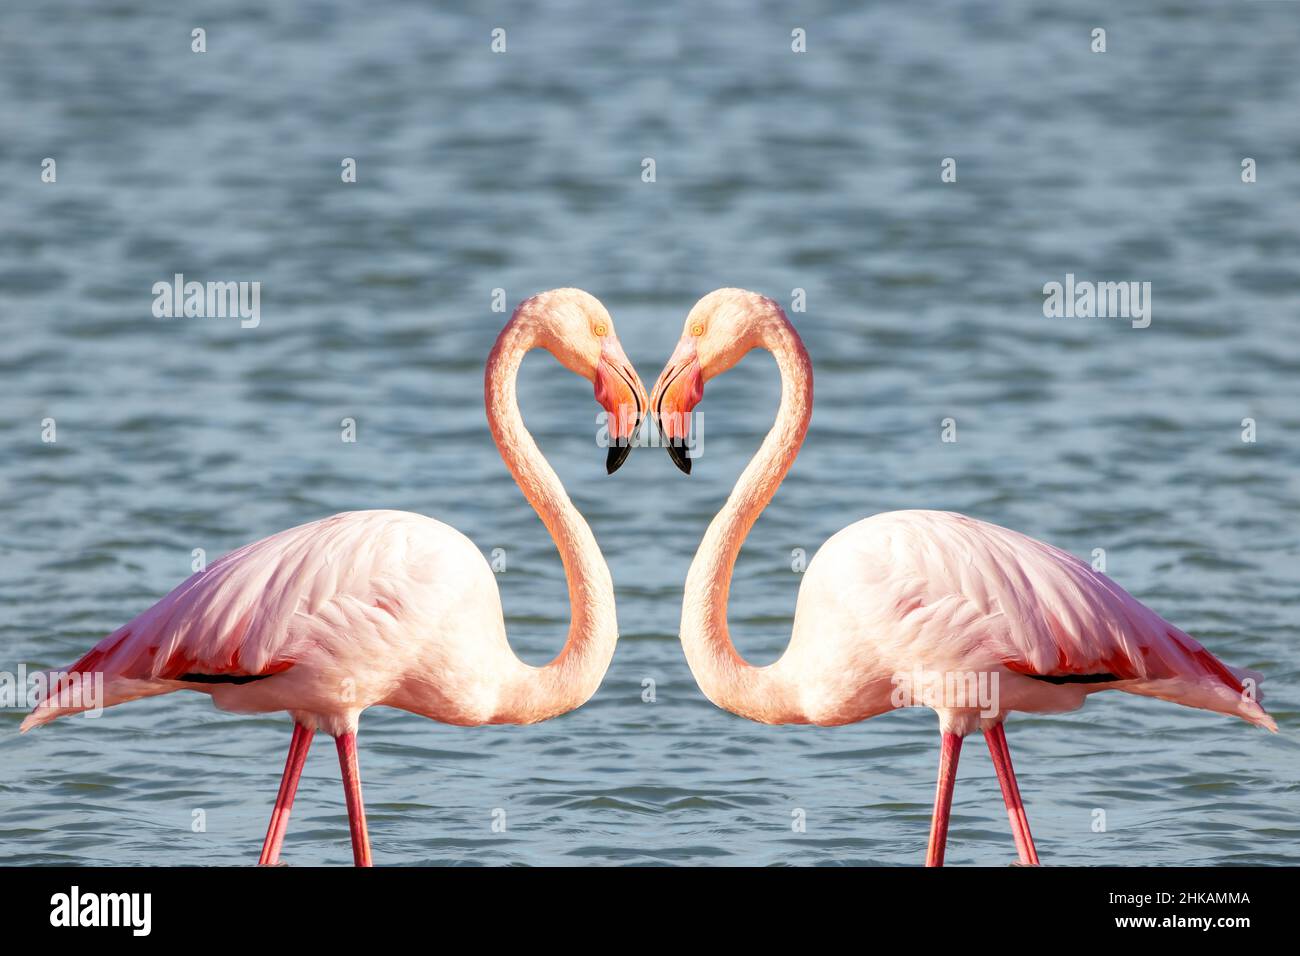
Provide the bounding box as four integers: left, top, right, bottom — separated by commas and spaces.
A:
691, 323, 704, 336
594, 323, 608, 336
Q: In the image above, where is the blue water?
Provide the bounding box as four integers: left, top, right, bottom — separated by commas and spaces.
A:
1, 1, 1297, 865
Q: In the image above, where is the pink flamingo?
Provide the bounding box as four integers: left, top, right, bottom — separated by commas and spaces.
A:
23, 289, 649, 866
650, 288, 1276, 866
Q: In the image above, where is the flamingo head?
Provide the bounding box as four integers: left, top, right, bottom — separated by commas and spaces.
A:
649, 288, 784, 474
522, 289, 649, 474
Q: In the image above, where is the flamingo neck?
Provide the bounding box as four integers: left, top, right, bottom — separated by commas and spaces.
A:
680, 318, 813, 723
485, 316, 617, 722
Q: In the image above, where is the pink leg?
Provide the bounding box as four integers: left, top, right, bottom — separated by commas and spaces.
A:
335, 732, 372, 867
258, 722, 315, 865
925, 732, 963, 867
985, 723, 1040, 865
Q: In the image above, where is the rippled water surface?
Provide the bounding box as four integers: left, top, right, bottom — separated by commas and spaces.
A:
2, 1, 1298, 866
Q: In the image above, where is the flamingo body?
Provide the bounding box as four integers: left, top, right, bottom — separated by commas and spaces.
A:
650, 288, 1276, 865
23, 289, 650, 865
24, 510, 513, 736
785, 509, 1274, 733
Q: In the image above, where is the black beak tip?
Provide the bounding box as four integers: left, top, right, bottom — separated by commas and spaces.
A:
666, 440, 692, 475
606, 442, 632, 475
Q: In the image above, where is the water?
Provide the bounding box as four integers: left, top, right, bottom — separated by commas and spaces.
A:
2, 0, 1298, 866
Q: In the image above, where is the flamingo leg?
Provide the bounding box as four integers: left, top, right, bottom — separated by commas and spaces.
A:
335, 732, 373, 867
925, 731, 963, 866
985, 722, 1040, 865
258, 722, 315, 866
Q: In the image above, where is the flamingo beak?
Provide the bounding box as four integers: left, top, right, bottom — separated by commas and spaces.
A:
649, 336, 704, 475
594, 336, 649, 475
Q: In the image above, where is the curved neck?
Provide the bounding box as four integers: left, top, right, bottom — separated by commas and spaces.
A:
486, 318, 617, 722
680, 320, 813, 723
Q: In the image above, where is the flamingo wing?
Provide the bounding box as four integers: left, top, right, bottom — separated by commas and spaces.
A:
22, 510, 451, 730
840, 511, 1275, 730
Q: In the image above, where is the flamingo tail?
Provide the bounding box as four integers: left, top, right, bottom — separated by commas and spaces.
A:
19, 628, 173, 733
1120, 637, 1277, 733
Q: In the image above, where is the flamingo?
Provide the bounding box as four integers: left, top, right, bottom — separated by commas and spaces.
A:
649, 287, 1276, 866
22, 288, 649, 866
